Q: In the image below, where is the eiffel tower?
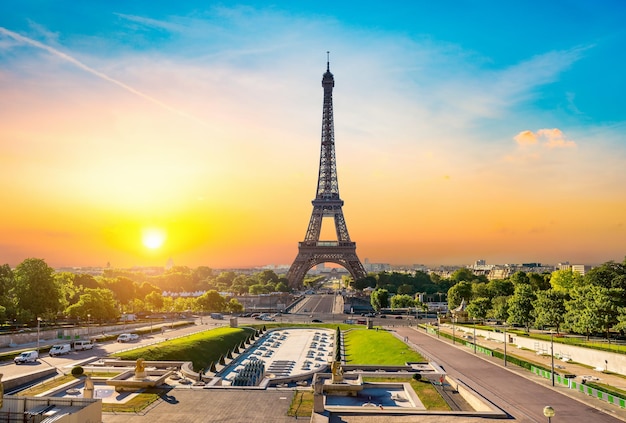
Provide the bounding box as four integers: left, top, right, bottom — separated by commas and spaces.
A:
286, 56, 367, 288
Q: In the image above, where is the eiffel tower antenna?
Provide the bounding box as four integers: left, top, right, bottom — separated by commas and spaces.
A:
286, 56, 367, 288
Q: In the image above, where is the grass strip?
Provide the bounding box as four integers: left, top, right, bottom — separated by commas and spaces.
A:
287, 390, 314, 417
344, 329, 424, 365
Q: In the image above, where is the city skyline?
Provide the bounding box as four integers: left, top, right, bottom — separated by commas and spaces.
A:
1, 1, 626, 269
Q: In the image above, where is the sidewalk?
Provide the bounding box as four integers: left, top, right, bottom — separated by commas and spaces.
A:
420, 324, 626, 421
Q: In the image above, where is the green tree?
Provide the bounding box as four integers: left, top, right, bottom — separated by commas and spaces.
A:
275, 282, 290, 293
466, 297, 491, 320
145, 291, 164, 311
450, 268, 476, 283
13, 258, 61, 321
564, 285, 622, 340
532, 289, 566, 333
256, 270, 279, 284
105, 276, 136, 306
390, 294, 415, 309
195, 290, 226, 313
585, 259, 626, 290
397, 284, 414, 295
351, 276, 370, 290
509, 271, 530, 286
65, 288, 119, 321
486, 279, 514, 298
507, 284, 536, 332
226, 298, 244, 313
446, 281, 472, 310
370, 289, 389, 311
550, 269, 583, 293
489, 295, 510, 321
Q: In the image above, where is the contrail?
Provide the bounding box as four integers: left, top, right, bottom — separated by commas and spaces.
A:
0, 26, 206, 125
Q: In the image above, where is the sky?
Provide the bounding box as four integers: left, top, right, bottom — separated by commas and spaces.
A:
1, 1, 626, 270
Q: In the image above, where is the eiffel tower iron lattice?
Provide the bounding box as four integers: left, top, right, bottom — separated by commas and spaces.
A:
286, 57, 367, 288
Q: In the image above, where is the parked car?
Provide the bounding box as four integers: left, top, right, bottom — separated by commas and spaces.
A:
117, 333, 139, 343
394, 316, 403, 319
311, 319, 323, 323
74, 340, 94, 351
14, 350, 39, 364
49, 344, 72, 356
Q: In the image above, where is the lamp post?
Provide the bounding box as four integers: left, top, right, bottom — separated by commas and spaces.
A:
473, 317, 477, 354
436, 313, 440, 338
550, 330, 555, 386
87, 314, 91, 339
543, 405, 555, 422
503, 323, 509, 367
452, 315, 456, 344
36, 317, 42, 352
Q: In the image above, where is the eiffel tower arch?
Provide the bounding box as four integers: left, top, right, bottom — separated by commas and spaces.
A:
286, 56, 367, 288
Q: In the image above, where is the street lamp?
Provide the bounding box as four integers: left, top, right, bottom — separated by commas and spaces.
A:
436, 313, 440, 338
87, 314, 91, 338
503, 324, 508, 367
452, 315, 456, 345
36, 317, 42, 352
550, 330, 555, 386
543, 405, 555, 422
473, 317, 477, 354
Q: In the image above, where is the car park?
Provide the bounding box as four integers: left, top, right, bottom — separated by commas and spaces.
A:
49, 344, 72, 356
14, 350, 39, 364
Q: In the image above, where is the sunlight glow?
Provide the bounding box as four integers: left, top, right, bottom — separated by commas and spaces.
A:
142, 228, 166, 250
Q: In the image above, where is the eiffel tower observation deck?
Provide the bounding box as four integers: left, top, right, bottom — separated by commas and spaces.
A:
286, 55, 367, 288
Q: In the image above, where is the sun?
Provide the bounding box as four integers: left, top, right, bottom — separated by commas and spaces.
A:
142, 228, 166, 250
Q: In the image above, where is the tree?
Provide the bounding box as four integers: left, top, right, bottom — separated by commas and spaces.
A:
390, 294, 415, 309
195, 290, 226, 313
65, 288, 119, 322
397, 284, 414, 295
226, 298, 244, 314
532, 289, 566, 333
370, 289, 389, 311
145, 291, 164, 311
466, 297, 491, 320
565, 285, 622, 340
275, 282, 290, 293
549, 269, 583, 293
509, 271, 530, 286
353, 276, 374, 290
13, 258, 61, 321
486, 279, 514, 298
507, 284, 536, 332
105, 276, 136, 306
489, 295, 510, 321
446, 281, 472, 310
450, 268, 476, 283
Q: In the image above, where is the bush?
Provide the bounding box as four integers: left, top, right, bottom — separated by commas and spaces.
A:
71, 366, 84, 376
412, 373, 422, 381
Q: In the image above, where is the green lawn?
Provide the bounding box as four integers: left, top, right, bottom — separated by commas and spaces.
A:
113, 326, 255, 371
344, 329, 425, 364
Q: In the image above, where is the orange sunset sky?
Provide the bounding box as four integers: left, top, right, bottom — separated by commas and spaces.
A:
1, 2, 626, 269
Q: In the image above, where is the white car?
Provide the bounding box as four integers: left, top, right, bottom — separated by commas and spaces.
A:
14, 350, 39, 364
49, 344, 72, 356
74, 340, 94, 351
117, 333, 139, 343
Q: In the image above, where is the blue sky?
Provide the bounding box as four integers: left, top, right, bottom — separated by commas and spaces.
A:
1, 1, 625, 268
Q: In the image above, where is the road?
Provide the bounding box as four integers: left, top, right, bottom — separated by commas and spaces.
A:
394, 326, 624, 422
1, 321, 227, 382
